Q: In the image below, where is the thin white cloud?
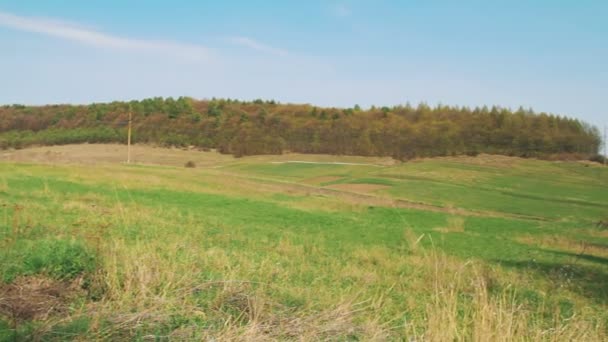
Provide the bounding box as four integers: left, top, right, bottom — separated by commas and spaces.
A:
228, 36, 288, 57
332, 4, 351, 17
0, 11, 212, 61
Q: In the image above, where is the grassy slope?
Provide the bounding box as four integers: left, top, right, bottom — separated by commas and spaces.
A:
0, 149, 607, 340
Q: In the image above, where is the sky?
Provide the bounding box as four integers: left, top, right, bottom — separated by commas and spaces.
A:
0, 0, 607, 129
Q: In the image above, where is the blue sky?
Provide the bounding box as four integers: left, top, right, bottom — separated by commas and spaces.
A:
0, 1, 606, 129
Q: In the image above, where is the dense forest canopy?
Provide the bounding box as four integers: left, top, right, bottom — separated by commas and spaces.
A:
0, 97, 602, 160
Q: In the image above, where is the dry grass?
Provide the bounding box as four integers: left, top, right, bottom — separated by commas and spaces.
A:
0, 144, 234, 167
434, 216, 466, 233
78, 233, 388, 340
1, 147, 606, 340
408, 249, 607, 341
3, 226, 606, 341
0, 143, 399, 168
517, 235, 608, 259
326, 183, 391, 194
430, 153, 525, 168
0, 276, 85, 322
300, 176, 343, 185
237, 152, 398, 166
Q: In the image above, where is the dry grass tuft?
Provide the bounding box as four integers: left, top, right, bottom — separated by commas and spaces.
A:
402, 228, 425, 255
198, 298, 376, 341
410, 248, 607, 341
434, 216, 466, 233
0, 276, 85, 322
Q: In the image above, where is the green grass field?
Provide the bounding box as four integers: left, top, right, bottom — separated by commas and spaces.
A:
1, 146, 607, 340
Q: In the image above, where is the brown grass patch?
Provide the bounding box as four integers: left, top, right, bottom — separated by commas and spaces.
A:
0, 276, 85, 322
516, 235, 608, 259
0, 144, 233, 167
425, 153, 524, 168
202, 295, 375, 341
434, 217, 466, 233
326, 183, 390, 193
588, 229, 608, 239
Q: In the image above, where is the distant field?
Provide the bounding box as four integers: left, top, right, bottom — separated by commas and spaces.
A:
1, 144, 607, 340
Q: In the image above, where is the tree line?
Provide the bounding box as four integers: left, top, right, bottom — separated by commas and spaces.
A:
0, 97, 602, 160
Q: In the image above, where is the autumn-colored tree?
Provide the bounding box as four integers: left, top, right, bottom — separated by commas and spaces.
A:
0, 98, 601, 159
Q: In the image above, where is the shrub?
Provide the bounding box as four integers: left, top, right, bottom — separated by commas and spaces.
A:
185, 161, 196, 168
589, 154, 606, 164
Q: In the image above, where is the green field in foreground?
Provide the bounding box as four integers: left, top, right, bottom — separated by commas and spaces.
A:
0, 150, 607, 340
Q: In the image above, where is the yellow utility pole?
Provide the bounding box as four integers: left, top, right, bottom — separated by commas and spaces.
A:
127, 111, 132, 164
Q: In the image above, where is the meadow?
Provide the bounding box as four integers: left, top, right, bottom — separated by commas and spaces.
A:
0, 144, 607, 340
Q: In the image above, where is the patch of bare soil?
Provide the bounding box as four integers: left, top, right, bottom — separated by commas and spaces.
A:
326, 183, 390, 193
0, 276, 85, 322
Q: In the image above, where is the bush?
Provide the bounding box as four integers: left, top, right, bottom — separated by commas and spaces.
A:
589, 154, 606, 164
185, 161, 196, 168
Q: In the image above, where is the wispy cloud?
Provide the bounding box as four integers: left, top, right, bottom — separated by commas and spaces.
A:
332, 4, 352, 17
0, 11, 212, 61
227, 36, 288, 57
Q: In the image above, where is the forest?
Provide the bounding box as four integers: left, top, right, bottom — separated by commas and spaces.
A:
0, 97, 602, 160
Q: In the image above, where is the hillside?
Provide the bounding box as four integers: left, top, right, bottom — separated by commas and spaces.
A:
1, 145, 607, 340
0, 97, 602, 159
